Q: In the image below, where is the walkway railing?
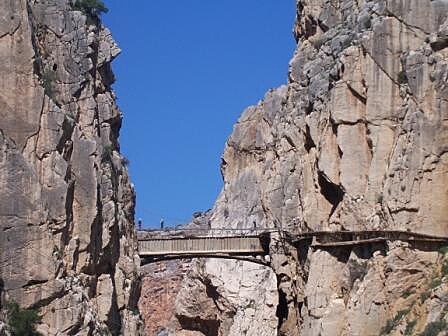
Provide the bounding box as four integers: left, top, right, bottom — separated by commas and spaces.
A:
137, 228, 448, 264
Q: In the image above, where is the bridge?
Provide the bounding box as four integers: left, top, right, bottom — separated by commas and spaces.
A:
138, 229, 271, 265
137, 228, 448, 265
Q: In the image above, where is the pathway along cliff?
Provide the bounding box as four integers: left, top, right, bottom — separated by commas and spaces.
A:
1, 0, 448, 336
139, 0, 448, 335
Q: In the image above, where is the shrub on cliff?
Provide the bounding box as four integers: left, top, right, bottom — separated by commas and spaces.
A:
5, 301, 42, 336
419, 320, 447, 336
41, 69, 56, 98
73, 0, 108, 16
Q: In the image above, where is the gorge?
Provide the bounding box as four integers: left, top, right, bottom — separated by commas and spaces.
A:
1, 0, 448, 336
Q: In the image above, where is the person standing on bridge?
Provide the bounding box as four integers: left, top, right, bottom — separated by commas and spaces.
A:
138, 218, 142, 231
160, 218, 164, 230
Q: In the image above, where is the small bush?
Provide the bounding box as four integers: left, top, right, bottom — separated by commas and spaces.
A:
419, 320, 447, 336
402, 290, 414, 298
395, 309, 411, 321
312, 36, 328, 50
429, 278, 442, 289
438, 246, 448, 255
101, 144, 114, 162
243, 300, 256, 309
6, 301, 42, 336
73, 0, 108, 16
381, 309, 411, 335
441, 260, 448, 276
420, 291, 431, 302
381, 319, 395, 335
41, 70, 56, 98
52, 245, 61, 258
405, 320, 417, 336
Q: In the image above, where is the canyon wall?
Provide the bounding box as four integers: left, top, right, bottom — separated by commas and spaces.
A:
166, 0, 448, 335
139, 260, 191, 336
0, 1, 142, 334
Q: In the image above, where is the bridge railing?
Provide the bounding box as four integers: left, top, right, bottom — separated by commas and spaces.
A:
138, 236, 266, 256
138, 227, 280, 239
138, 228, 448, 245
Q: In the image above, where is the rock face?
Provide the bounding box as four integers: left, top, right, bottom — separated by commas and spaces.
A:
0, 1, 142, 334
167, 0, 448, 335
139, 260, 191, 336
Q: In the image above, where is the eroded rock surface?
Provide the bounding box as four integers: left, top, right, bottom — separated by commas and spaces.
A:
139, 260, 191, 336
167, 0, 448, 335
0, 1, 142, 334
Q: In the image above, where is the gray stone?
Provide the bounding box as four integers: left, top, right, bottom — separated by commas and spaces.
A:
0, 1, 142, 334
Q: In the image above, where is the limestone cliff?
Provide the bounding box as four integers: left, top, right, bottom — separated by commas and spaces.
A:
139, 260, 191, 336
166, 0, 448, 335
0, 1, 142, 334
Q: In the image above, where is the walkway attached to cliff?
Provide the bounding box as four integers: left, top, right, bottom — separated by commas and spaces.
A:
137, 228, 448, 265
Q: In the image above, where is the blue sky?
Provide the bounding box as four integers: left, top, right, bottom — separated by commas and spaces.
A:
102, 1, 296, 228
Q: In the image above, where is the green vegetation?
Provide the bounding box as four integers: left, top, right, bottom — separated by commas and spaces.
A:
312, 36, 328, 50
418, 320, 447, 336
380, 309, 411, 335
101, 144, 114, 162
5, 301, 42, 336
73, 0, 108, 16
402, 290, 414, 298
52, 245, 61, 259
381, 319, 396, 335
41, 70, 56, 98
438, 246, 448, 255
441, 260, 448, 276
243, 300, 256, 309
405, 319, 417, 336
420, 291, 431, 302
429, 278, 442, 289
396, 309, 411, 320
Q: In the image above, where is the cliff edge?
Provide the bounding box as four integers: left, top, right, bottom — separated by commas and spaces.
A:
0, 1, 142, 334
167, 0, 448, 335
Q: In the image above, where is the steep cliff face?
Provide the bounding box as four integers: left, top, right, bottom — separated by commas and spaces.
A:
0, 1, 142, 334
170, 0, 448, 335
139, 260, 191, 336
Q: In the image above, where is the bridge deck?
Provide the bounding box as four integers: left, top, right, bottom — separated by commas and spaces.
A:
139, 236, 265, 257
137, 229, 448, 264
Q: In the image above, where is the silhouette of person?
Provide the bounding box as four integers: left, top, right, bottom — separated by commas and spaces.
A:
138, 218, 142, 231
160, 218, 164, 230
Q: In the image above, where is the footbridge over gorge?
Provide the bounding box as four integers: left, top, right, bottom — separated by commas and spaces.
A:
138, 229, 272, 265
137, 228, 448, 266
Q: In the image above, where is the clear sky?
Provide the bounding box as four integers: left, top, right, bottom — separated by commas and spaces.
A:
102, 1, 296, 229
